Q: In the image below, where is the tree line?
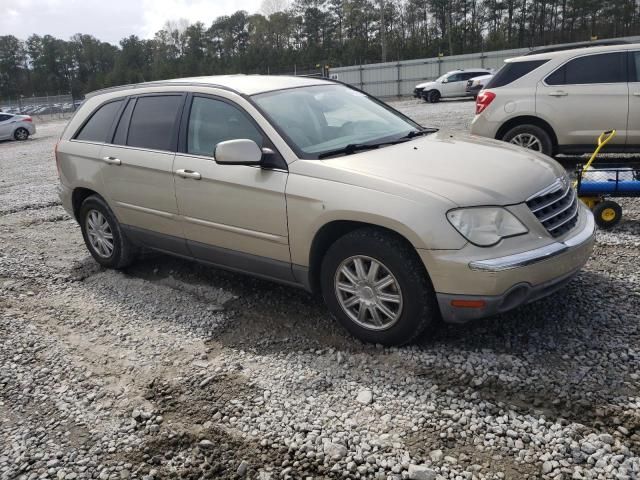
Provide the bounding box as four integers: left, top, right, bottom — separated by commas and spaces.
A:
1, 0, 640, 100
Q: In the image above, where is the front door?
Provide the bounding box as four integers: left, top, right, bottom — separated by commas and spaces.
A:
173, 94, 292, 281
441, 73, 466, 97
100, 94, 187, 253
536, 51, 628, 148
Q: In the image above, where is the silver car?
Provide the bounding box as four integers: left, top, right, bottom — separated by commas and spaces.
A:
56, 76, 595, 346
0, 113, 36, 141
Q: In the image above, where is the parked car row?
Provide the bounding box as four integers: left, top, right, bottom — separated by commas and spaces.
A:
1, 100, 82, 117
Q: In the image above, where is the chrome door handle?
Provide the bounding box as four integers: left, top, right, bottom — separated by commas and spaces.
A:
548, 91, 568, 97
102, 156, 121, 165
175, 169, 202, 180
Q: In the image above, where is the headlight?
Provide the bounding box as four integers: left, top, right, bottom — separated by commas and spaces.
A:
447, 207, 528, 246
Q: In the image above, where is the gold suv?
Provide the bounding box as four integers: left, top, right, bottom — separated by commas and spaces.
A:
56, 75, 595, 345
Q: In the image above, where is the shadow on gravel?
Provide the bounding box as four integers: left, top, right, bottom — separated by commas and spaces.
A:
124, 251, 357, 352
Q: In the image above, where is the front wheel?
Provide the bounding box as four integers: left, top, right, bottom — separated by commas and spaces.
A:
502, 124, 553, 156
14, 128, 29, 141
320, 228, 438, 346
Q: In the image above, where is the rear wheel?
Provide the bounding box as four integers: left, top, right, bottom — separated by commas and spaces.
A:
320, 228, 438, 346
79, 195, 137, 269
502, 124, 553, 156
14, 128, 29, 141
593, 200, 622, 229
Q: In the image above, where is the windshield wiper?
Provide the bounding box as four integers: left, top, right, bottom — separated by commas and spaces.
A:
402, 128, 438, 139
318, 142, 387, 159
317, 128, 438, 159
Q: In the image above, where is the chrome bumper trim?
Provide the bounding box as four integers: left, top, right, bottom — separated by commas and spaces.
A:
469, 211, 594, 272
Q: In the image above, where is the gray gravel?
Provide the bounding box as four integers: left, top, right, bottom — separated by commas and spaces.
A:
1, 105, 639, 480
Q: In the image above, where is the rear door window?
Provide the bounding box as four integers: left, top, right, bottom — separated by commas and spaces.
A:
75, 100, 123, 142
126, 95, 183, 151
545, 52, 627, 85
486, 60, 549, 88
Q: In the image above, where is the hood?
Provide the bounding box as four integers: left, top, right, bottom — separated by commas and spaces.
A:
321, 131, 566, 206
416, 81, 437, 89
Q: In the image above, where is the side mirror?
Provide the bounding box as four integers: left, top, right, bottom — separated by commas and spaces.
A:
214, 139, 262, 166
441, 78, 448, 83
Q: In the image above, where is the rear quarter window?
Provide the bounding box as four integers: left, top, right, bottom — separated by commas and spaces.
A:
75, 100, 123, 142
485, 60, 549, 88
545, 52, 627, 85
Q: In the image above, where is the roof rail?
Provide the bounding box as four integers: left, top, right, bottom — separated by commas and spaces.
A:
85, 80, 239, 99
524, 39, 630, 56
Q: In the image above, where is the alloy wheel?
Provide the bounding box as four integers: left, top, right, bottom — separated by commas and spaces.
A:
15, 128, 28, 140
86, 209, 114, 258
334, 255, 403, 331
509, 133, 542, 151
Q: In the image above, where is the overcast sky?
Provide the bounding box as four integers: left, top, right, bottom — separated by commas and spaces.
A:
1, 0, 264, 44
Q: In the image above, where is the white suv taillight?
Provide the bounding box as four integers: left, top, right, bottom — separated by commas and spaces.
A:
476, 91, 496, 114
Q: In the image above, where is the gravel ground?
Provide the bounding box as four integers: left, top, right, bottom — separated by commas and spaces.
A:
1, 104, 639, 480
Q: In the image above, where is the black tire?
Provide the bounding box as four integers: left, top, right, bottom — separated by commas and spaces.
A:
427, 90, 441, 103
14, 127, 29, 141
593, 200, 622, 229
320, 228, 438, 346
79, 195, 137, 269
502, 124, 553, 156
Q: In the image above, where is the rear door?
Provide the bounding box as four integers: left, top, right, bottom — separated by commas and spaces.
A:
626, 50, 640, 147
536, 51, 628, 147
100, 94, 188, 253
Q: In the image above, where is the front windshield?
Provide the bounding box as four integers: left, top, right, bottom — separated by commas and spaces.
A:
434, 74, 448, 82
252, 84, 422, 159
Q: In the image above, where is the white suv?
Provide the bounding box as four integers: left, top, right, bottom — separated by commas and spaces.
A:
471, 43, 640, 156
414, 69, 491, 103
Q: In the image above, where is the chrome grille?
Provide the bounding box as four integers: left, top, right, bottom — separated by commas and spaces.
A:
526, 180, 579, 237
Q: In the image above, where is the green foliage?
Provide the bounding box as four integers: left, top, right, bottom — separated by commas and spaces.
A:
1, 0, 639, 99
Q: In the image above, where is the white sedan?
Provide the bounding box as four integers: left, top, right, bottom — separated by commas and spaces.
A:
0, 113, 36, 141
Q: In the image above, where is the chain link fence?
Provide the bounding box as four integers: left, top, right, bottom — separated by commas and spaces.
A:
0, 95, 80, 121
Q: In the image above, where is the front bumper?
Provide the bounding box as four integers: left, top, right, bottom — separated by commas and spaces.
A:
413, 88, 424, 98
430, 210, 595, 323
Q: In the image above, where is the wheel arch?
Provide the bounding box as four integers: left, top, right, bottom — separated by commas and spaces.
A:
306, 220, 426, 295
71, 187, 101, 221
495, 115, 558, 151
